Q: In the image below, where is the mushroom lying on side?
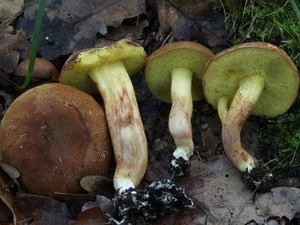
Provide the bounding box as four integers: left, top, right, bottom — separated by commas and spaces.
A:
203, 42, 299, 183
59, 39, 148, 195
0, 83, 112, 196
145, 41, 214, 176
15, 58, 58, 82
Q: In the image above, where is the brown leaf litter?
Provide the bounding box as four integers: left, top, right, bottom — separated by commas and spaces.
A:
156, 0, 227, 47
17, 0, 146, 59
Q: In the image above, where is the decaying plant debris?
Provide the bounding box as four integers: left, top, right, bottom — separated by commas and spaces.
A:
0, 0, 299, 225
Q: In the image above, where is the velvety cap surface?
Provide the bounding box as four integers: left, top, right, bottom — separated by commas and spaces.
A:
0, 83, 112, 195
203, 42, 299, 118
145, 41, 214, 103
59, 39, 146, 94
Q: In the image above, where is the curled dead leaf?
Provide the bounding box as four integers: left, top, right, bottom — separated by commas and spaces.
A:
81, 195, 113, 216
155, 156, 300, 225
0, 0, 24, 24
15, 194, 72, 225
80, 175, 112, 194
0, 199, 12, 223
17, 0, 146, 59
0, 28, 28, 74
156, 0, 227, 47
69, 207, 106, 225
53, 192, 96, 217
0, 162, 20, 187
0, 170, 20, 225
256, 187, 300, 220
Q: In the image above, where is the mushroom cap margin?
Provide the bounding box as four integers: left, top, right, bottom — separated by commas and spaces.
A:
59, 39, 147, 94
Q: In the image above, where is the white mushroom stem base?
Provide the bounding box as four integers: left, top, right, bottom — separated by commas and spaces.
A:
218, 75, 265, 172
89, 61, 148, 194
169, 67, 194, 176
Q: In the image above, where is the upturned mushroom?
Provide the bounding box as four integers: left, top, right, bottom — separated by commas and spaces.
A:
203, 42, 299, 174
145, 41, 214, 176
59, 39, 148, 194
0, 83, 112, 196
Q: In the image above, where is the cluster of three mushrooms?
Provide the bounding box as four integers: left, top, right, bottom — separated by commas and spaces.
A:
2, 39, 210, 197
146, 41, 299, 178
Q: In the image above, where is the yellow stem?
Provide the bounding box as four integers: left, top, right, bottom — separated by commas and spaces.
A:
89, 61, 148, 193
169, 67, 194, 161
218, 75, 265, 172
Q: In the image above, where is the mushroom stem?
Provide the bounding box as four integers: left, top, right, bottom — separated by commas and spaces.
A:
89, 61, 148, 193
169, 68, 194, 175
218, 75, 265, 172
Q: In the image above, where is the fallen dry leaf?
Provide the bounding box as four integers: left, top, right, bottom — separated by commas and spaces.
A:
17, 0, 145, 59
80, 175, 112, 194
95, 20, 149, 48
152, 155, 300, 225
170, 0, 211, 18
0, 70, 12, 88
256, 187, 300, 220
0, 199, 11, 223
0, 26, 28, 74
81, 195, 113, 216
15, 194, 73, 225
0, 169, 20, 225
54, 192, 96, 217
157, 0, 226, 47
0, 162, 20, 187
69, 207, 106, 225
0, 91, 14, 119
0, 0, 24, 24
185, 156, 260, 225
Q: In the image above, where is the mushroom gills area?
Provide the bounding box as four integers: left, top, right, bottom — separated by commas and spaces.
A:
89, 61, 147, 193
169, 67, 194, 176
218, 75, 265, 172
146, 48, 209, 102
204, 47, 299, 117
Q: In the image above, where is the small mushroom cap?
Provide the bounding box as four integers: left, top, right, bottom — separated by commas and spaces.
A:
0, 83, 112, 196
145, 41, 214, 103
59, 39, 147, 94
203, 42, 299, 118
15, 58, 58, 80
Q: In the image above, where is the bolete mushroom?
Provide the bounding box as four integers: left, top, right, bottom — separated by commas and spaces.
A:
145, 41, 214, 176
0, 83, 112, 196
15, 58, 58, 82
59, 39, 148, 194
203, 42, 299, 174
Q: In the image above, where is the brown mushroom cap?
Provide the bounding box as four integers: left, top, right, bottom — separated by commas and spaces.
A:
203, 42, 299, 118
0, 83, 112, 196
59, 39, 146, 94
145, 41, 214, 103
15, 58, 58, 81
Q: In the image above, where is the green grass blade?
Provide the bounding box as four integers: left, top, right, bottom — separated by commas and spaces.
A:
290, 0, 300, 21
20, 0, 47, 89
